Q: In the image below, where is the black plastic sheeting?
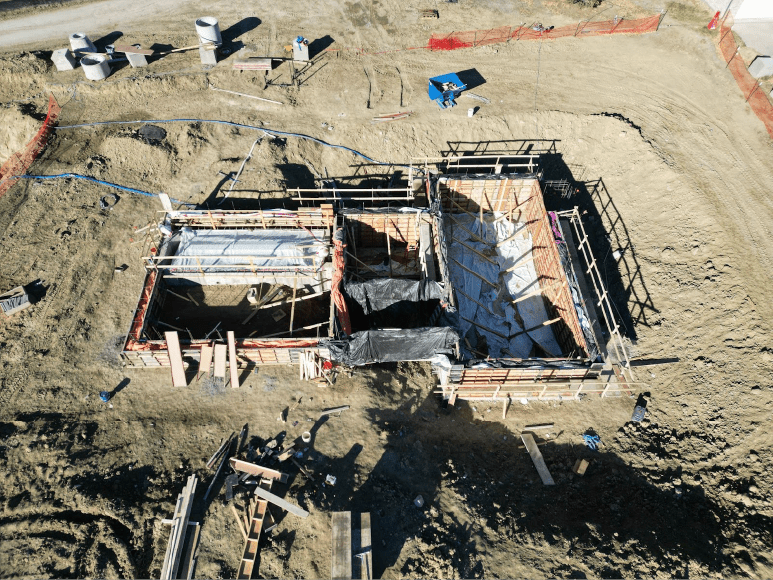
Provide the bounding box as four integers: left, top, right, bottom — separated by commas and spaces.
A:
344, 278, 456, 330
321, 327, 459, 366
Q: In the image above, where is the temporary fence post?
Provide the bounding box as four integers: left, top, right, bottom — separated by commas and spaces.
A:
726, 47, 739, 69
574, 20, 582, 37
746, 81, 761, 102
657, 9, 666, 31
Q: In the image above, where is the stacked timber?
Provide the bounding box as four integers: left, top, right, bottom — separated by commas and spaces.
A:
160, 475, 200, 580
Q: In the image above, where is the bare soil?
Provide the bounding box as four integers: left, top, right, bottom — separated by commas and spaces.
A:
1, 0, 772, 578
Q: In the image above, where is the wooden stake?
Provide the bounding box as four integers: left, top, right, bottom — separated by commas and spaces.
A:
510, 280, 566, 305
231, 504, 248, 540
289, 277, 298, 336
385, 216, 393, 278
450, 258, 498, 288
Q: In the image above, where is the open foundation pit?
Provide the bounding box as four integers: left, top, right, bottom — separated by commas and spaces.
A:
121, 207, 336, 368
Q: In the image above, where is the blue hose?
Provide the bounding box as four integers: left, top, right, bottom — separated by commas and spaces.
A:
54, 118, 413, 170
15, 173, 193, 206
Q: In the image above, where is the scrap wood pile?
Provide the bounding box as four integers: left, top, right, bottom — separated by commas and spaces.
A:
204, 424, 314, 578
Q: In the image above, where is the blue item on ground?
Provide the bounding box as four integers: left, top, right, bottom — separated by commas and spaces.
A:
99, 391, 110, 402
583, 434, 601, 450
428, 73, 467, 109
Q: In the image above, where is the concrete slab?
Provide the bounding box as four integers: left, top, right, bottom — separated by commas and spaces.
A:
51, 48, 76, 71
126, 52, 148, 67
749, 55, 773, 78
199, 45, 217, 65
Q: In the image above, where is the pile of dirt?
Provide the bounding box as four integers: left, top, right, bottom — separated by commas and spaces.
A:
0, 103, 43, 165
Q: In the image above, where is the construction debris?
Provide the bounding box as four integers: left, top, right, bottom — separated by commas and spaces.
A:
229, 457, 289, 483
524, 423, 554, 431
572, 458, 590, 476
371, 111, 414, 123
252, 483, 309, 518
521, 432, 555, 485
0, 286, 31, 316
51, 48, 76, 71
463, 92, 490, 104
209, 83, 284, 105
319, 406, 350, 418
420, 9, 439, 18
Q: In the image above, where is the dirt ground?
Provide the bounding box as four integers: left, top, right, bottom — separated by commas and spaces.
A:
1, 0, 772, 578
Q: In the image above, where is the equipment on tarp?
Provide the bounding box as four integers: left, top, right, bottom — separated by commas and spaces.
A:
293, 36, 310, 61
428, 72, 467, 109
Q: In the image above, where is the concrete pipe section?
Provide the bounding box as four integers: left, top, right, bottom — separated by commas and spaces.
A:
195, 17, 222, 46
81, 54, 110, 80
69, 32, 96, 53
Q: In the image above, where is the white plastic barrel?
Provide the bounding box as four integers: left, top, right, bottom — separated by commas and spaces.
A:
69, 32, 97, 54
195, 17, 222, 46
81, 54, 111, 81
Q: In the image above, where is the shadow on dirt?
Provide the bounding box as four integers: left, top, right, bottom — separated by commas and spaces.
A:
273, 365, 765, 578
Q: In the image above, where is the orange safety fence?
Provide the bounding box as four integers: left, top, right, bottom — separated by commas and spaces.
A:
0, 94, 61, 199
428, 13, 662, 51
717, 16, 773, 139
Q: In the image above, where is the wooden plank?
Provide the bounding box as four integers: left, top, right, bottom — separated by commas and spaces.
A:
165, 331, 188, 387
214, 344, 227, 378
332, 511, 352, 580
113, 44, 153, 55
168, 475, 198, 580
419, 222, 437, 281
252, 484, 309, 518
231, 504, 248, 540
521, 432, 555, 485
179, 519, 201, 580
525, 423, 554, 431
229, 458, 289, 483
450, 258, 498, 289
199, 343, 214, 380
228, 331, 240, 388
360, 513, 372, 580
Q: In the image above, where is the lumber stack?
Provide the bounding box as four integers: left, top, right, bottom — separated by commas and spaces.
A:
160, 475, 200, 580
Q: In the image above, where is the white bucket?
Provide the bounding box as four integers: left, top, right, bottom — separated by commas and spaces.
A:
195, 17, 222, 46
81, 54, 110, 81
468, 107, 475, 117
302, 431, 311, 443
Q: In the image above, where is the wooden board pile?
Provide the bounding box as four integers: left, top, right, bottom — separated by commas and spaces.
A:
160, 475, 200, 580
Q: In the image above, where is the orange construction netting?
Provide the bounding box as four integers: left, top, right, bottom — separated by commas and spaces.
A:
717, 16, 773, 139
0, 94, 61, 199
428, 13, 662, 51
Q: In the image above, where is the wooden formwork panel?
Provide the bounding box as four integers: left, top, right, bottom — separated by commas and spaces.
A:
167, 207, 335, 230
520, 181, 588, 356
122, 346, 328, 367
455, 366, 597, 385
438, 177, 532, 214
346, 213, 421, 248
